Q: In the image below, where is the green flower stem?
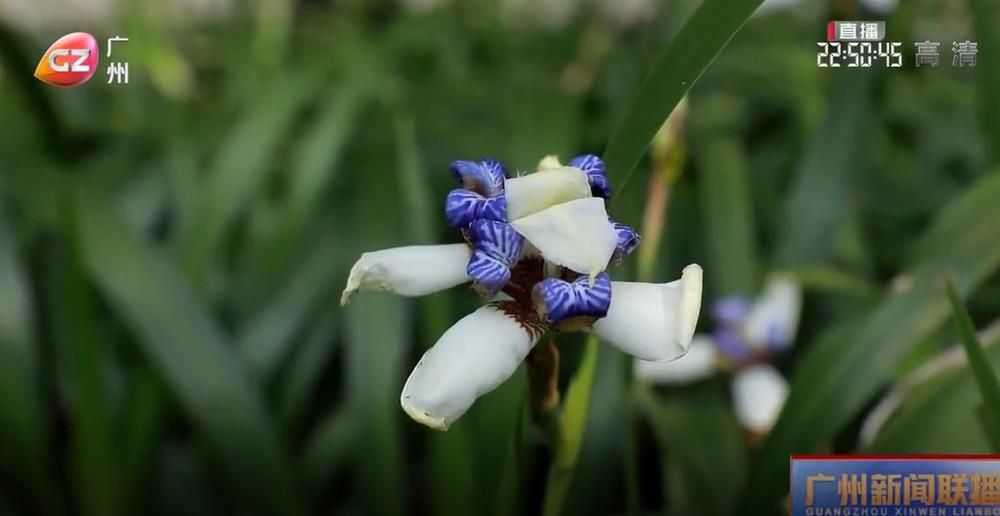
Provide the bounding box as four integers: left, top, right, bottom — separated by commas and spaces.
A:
541, 338, 599, 516
626, 100, 689, 515
637, 97, 688, 281
527, 340, 563, 447
538, 92, 690, 516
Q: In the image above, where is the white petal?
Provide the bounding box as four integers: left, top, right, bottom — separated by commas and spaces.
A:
633, 334, 717, 384
509, 197, 617, 275
504, 167, 591, 221
592, 264, 703, 361
341, 244, 471, 305
731, 364, 789, 434
743, 276, 802, 350
400, 304, 541, 430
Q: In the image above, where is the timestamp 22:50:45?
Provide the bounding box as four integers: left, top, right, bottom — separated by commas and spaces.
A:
817, 42, 904, 67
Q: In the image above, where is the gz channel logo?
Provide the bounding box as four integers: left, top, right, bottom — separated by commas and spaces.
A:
34, 32, 130, 88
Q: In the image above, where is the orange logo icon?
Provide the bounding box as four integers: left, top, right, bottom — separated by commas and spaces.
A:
34, 32, 99, 88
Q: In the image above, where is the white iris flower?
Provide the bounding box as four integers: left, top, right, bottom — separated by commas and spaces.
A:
342, 155, 703, 430
634, 277, 801, 435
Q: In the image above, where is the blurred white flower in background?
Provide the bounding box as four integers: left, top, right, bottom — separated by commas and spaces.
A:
635, 276, 802, 435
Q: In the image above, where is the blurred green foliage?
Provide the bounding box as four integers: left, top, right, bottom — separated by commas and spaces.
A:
0, 0, 998, 515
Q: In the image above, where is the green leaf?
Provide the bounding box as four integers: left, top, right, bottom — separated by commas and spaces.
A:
342, 295, 408, 516
542, 336, 599, 516
250, 75, 370, 282
75, 189, 300, 514
602, 0, 764, 196
0, 199, 53, 509
872, 375, 987, 452
742, 171, 1000, 514
285, 80, 366, 224
944, 278, 1000, 438
977, 405, 1000, 453
55, 198, 121, 516
236, 232, 347, 379
777, 72, 874, 266
968, 0, 1000, 164
865, 334, 1000, 454
696, 134, 757, 296
118, 366, 167, 506
176, 74, 315, 283
278, 315, 339, 427
299, 409, 357, 494
395, 114, 438, 245
785, 265, 880, 300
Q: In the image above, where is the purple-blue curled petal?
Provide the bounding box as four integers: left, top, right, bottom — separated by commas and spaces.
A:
479, 193, 507, 222
611, 221, 641, 262
467, 248, 513, 296
480, 158, 508, 188
466, 220, 523, 295
467, 219, 523, 261
711, 296, 751, 328
534, 279, 573, 322
589, 174, 612, 199
569, 154, 606, 176
450, 159, 507, 197
534, 273, 612, 324
713, 329, 751, 364
446, 189, 482, 228
569, 154, 611, 198
445, 190, 507, 228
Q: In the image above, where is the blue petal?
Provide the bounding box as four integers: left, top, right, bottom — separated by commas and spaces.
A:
569, 154, 611, 198
480, 158, 509, 187
569, 154, 605, 176
610, 221, 641, 263
764, 323, 793, 352
466, 220, 523, 295
445, 189, 507, 228
533, 273, 612, 324
467, 248, 513, 296
589, 174, 612, 199
711, 296, 751, 328
467, 219, 522, 261
713, 329, 751, 363
450, 159, 508, 197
